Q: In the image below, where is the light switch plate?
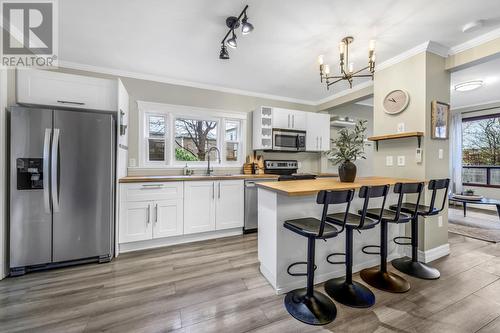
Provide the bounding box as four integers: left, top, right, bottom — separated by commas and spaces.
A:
386, 156, 394, 166
129, 158, 137, 167
416, 148, 423, 163
397, 123, 406, 133
397, 155, 406, 166
438, 149, 444, 160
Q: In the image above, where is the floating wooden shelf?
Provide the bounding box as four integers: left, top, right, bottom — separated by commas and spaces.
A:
368, 132, 424, 151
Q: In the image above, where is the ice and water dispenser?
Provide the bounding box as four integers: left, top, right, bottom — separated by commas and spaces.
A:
16, 158, 44, 190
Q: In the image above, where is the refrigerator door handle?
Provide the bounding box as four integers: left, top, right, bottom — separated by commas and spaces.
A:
51, 128, 61, 212
43, 128, 52, 213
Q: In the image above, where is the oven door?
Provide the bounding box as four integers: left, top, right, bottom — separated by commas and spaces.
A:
273, 130, 302, 151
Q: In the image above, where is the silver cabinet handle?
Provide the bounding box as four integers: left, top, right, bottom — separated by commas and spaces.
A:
292, 115, 295, 128
147, 204, 150, 224
141, 184, 164, 189
218, 182, 221, 199
155, 203, 158, 223
320, 137, 323, 150
212, 182, 215, 199
316, 137, 319, 149
51, 128, 60, 213
288, 114, 291, 128
43, 128, 52, 213
57, 100, 85, 106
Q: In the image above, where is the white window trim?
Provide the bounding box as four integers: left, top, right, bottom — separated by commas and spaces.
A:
137, 101, 247, 168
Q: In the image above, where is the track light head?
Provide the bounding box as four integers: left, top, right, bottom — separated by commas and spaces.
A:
241, 14, 254, 35
226, 30, 237, 48
219, 44, 230, 59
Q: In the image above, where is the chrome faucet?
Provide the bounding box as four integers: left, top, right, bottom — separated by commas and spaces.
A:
206, 147, 221, 176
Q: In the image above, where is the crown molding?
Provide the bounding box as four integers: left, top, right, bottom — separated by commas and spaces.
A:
58, 60, 317, 106
448, 27, 500, 55
375, 41, 449, 72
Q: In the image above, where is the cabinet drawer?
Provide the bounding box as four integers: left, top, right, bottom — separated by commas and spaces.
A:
122, 182, 183, 202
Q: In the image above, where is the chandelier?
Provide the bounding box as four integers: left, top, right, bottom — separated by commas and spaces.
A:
318, 36, 376, 90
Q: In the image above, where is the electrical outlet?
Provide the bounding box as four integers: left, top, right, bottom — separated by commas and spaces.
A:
438, 149, 444, 160
397, 123, 406, 133
129, 158, 137, 167
397, 155, 405, 166
416, 148, 423, 163
438, 216, 443, 227
386, 156, 394, 166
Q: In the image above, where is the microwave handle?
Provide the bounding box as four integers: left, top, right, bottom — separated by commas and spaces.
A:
296, 135, 300, 151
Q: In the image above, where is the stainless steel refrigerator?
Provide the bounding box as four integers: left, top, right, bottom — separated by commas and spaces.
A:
9, 106, 115, 276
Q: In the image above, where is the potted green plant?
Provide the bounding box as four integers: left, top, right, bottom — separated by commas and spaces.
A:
326, 120, 367, 182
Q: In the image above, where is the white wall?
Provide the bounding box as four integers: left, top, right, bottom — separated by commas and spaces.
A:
0, 69, 7, 279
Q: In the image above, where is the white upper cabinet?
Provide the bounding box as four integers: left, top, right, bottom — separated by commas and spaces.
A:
306, 113, 331, 152
215, 180, 244, 230
272, 108, 307, 131
17, 68, 118, 111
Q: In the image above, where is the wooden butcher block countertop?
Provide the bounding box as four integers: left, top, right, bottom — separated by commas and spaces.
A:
119, 173, 339, 183
256, 176, 424, 196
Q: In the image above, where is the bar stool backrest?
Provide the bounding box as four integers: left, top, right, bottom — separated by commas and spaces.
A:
393, 182, 425, 220
426, 178, 450, 216
317, 189, 355, 236
357, 185, 390, 229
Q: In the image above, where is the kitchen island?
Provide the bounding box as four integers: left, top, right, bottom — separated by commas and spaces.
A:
256, 176, 422, 294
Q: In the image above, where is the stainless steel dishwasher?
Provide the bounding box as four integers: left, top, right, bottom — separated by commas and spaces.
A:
244, 178, 276, 233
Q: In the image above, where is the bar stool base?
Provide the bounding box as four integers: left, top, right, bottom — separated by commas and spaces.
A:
284, 288, 337, 326
324, 277, 375, 308
392, 257, 440, 280
360, 267, 410, 293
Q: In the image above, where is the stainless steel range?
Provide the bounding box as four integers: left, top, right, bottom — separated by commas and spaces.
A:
264, 160, 317, 181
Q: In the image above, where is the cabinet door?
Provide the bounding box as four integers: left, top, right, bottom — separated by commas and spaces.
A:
318, 113, 331, 151
120, 201, 153, 243
153, 199, 184, 238
216, 180, 244, 230
306, 113, 321, 151
290, 111, 307, 130
184, 181, 216, 234
272, 108, 292, 129
16, 68, 117, 111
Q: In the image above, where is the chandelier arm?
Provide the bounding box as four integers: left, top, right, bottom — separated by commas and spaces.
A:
325, 75, 344, 80
351, 74, 374, 78
327, 77, 345, 87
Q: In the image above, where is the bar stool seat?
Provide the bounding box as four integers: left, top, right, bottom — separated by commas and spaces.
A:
389, 203, 438, 216
364, 208, 410, 222
327, 213, 378, 229
284, 218, 339, 239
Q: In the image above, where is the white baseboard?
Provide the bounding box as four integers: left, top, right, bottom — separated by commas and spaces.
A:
119, 228, 243, 253
270, 253, 402, 295
403, 243, 450, 263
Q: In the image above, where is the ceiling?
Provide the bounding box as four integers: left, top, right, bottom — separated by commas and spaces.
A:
60, 0, 500, 103
451, 56, 500, 108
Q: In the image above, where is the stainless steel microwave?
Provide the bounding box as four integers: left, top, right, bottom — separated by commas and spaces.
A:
272, 129, 306, 152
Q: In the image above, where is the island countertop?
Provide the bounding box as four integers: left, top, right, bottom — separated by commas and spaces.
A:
119, 173, 339, 183
256, 176, 423, 196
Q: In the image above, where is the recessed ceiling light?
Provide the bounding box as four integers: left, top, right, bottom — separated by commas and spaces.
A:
454, 80, 483, 92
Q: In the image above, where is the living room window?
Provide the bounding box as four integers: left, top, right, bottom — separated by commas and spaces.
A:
462, 113, 500, 187
138, 102, 246, 168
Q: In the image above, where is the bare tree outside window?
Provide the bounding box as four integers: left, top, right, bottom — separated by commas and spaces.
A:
175, 118, 218, 161
462, 115, 500, 166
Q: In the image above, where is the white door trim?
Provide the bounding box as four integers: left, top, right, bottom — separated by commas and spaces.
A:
0, 69, 7, 279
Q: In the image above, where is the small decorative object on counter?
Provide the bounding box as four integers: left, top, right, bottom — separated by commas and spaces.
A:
326, 120, 367, 182
183, 163, 189, 176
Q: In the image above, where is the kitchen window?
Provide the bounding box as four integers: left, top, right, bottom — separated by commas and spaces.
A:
138, 101, 246, 168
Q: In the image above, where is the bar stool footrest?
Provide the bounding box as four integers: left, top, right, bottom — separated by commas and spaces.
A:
362, 245, 381, 255
287, 261, 317, 277
326, 252, 346, 265
394, 236, 412, 246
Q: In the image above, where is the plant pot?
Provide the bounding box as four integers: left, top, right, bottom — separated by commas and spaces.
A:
338, 161, 357, 182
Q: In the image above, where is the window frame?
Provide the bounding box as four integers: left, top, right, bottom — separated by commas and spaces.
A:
461, 112, 500, 188
137, 101, 247, 169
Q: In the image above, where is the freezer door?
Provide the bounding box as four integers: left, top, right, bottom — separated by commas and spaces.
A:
52, 110, 115, 262
10, 107, 53, 267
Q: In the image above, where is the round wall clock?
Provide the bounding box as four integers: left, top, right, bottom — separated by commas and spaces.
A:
383, 89, 410, 115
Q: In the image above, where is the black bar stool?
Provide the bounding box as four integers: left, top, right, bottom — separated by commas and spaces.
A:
324, 185, 389, 308
283, 189, 354, 325
389, 178, 450, 280
360, 182, 424, 293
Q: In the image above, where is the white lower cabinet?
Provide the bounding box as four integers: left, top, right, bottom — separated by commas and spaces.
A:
183, 180, 244, 234
120, 180, 244, 246
216, 180, 244, 230
183, 181, 216, 234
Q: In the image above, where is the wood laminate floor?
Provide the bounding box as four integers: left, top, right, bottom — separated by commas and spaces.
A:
2, 233, 500, 332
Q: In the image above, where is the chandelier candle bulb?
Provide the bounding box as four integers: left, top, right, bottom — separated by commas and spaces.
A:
318, 55, 324, 65
339, 42, 345, 55
348, 62, 354, 73
369, 40, 376, 51
324, 64, 330, 75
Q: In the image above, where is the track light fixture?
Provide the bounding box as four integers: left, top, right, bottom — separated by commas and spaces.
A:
219, 5, 254, 59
